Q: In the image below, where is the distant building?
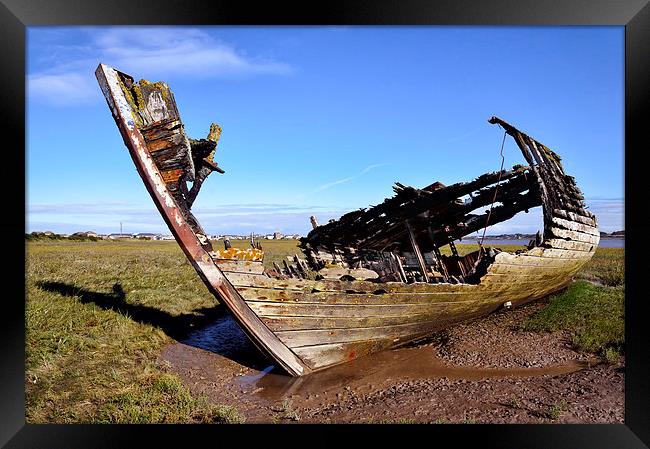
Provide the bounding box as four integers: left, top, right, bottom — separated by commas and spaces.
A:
273, 231, 282, 240
160, 235, 176, 240
107, 233, 133, 239
291, 234, 301, 239
133, 233, 161, 240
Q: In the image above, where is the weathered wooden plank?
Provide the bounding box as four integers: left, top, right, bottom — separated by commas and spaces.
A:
160, 168, 184, 183
545, 239, 596, 252
247, 300, 483, 318
292, 307, 496, 370
214, 260, 265, 274
485, 261, 584, 276
246, 275, 569, 315
316, 266, 379, 280
551, 216, 600, 236
238, 271, 572, 307
481, 273, 581, 286
523, 247, 595, 260
552, 208, 596, 226
211, 247, 264, 261
239, 286, 490, 304
261, 312, 478, 332
549, 226, 600, 244
405, 221, 429, 282
145, 130, 186, 153
277, 313, 491, 348
226, 271, 474, 294
293, 340, 397, 370
490, 257, 585, 268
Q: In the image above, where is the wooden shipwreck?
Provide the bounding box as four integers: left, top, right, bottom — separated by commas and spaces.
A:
96, 64, 599, 376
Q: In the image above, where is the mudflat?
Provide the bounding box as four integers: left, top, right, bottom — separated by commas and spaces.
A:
160, 298, 623, 424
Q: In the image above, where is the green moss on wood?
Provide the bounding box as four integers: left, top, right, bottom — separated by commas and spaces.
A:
116, 76, 144, 127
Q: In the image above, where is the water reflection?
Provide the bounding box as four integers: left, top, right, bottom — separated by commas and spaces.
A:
180, 314, 271, 371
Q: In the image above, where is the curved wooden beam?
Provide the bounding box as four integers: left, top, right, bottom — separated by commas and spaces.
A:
95, 63, 310, 377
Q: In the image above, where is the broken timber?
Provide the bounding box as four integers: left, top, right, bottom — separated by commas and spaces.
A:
97, 63, 599, 376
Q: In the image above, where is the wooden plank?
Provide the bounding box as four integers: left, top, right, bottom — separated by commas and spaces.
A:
316, 266, 379, 280
485, 262, 584, 275
293, 340, 398, 371
239, 286, 491, 304
490, 257, 585, 268
276, 313, 491, 348
481, 273, 581, 286
238, 270, 573, 307
545, 239, 596, 252
523, 247, 595, 260
261, 312, 480, 332
292, 307, 497, 370
227, 271, 478, 294
552, 208, 596, 226
211, 247, 263, 261
549, 226, 600, 244
551, 216, 600, 236
213, 260, 265, 274
405, 221, 429, 282
246, 300, 483, 318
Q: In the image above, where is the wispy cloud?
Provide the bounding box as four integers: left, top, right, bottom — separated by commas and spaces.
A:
28, 27, 294, 106
302, 163, 387, 197
26, 197, 625, 235
28, 72, 98, 106
27, 201, 349, 235
584, 198, 624, 232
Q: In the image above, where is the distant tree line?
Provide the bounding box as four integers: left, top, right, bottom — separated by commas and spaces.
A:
25, 232, 100, 242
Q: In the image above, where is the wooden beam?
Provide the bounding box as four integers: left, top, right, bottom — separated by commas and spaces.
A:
405, 221, 429, 283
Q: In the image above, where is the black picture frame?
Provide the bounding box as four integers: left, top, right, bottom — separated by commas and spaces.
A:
4, 0, 648, 447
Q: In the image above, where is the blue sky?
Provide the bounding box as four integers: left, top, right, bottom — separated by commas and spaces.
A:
27, 26, 624, 235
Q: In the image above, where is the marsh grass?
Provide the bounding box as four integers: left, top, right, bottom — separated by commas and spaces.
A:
574, 247, 624, 286
521, 281, 624, 358
26, 240, 235, 423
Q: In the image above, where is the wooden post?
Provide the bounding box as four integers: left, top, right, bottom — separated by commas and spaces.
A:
405, 221, 429, 283
389, 252, 408, 283
283, 259, 294, 278
427, 226, 441, 272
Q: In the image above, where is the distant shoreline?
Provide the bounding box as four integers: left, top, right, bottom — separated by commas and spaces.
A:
464, 235, 624, 240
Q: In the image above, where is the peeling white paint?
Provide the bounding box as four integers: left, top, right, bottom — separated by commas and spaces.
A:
97, 64, 137, 131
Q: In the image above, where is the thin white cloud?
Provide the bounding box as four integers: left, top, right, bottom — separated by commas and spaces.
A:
28, 27, 294, 106
27, 201, 349, 235
28, 72, 98, 106
306, 163, 387, 195
26, 198, 625, 235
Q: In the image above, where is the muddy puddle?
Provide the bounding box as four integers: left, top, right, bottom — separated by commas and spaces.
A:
235, 345, 589, 403
160, 312, 601, 422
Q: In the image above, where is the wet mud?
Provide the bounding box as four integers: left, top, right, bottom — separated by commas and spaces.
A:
159, 299, 624, 424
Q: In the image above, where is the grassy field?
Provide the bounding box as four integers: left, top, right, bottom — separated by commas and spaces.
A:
26, 239, 624, 423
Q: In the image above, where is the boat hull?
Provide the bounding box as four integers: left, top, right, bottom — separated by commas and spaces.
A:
96, 63, 598, 375
221, 234, 596, 371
